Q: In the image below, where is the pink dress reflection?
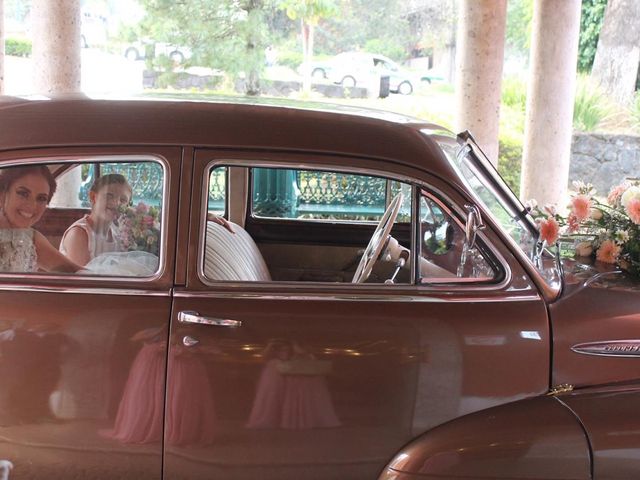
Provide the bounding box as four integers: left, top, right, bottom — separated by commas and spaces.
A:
165, 346, 216, 445
103, 340, 165, 443
247, 341, 340, 429
103, 333, 216, 445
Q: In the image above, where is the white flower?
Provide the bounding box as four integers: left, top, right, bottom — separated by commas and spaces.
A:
621, 186, 640, 209
615, 230, 630, 243
572, 180, 595, 195
575, 241, 593, 257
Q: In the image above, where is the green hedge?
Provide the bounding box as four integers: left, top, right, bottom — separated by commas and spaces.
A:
5, 37, 32, 57
497, 137, 523, 197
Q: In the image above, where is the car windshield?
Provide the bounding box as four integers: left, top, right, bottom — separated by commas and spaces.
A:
433, 133, 561, 290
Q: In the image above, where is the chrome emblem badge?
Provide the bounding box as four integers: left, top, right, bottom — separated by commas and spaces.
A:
571, 340, 640, 357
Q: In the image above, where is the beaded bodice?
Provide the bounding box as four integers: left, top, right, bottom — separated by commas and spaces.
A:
0, 228, 37, 272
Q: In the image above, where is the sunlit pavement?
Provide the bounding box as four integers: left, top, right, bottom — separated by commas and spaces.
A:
4, 48, 145, 96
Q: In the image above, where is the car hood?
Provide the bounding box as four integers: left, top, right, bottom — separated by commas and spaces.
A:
559, 257, 640, 298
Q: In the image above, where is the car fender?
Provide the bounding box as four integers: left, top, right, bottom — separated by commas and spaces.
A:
379, 395, 591, 480
559, 384, 640, 480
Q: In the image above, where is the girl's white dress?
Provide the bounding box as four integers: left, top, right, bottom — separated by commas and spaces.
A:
0, 228, 37, 272
60, 215, 158, 276
59, 215, 118, 260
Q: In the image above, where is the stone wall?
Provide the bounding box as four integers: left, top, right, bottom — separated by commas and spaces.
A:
570, 133, 640, 193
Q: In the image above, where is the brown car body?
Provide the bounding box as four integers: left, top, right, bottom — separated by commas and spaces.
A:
0, 96, 638, 480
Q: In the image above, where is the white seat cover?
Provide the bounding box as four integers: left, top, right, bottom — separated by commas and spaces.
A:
204, 221, 271, 281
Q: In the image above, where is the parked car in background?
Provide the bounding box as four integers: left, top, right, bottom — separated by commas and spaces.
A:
124, 40, 192, 63
309, 51, 419, 95
80, 11, 108, 48
0, 96, 639, 479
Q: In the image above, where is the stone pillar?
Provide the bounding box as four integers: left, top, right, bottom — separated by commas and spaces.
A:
520, 0, 581, 206
454, 0, 507, 165
31, 0, 81, 94
0, 0, 4, 95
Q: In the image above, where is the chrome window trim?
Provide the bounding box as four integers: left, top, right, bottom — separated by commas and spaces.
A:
197, 158, 512, 293
0, 284, 171, 296
174, 289, 541, 303
0, 154, 169, 283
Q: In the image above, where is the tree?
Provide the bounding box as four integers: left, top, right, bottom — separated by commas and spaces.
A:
590, 0, 640, 104
279, 0, 337, 93
577, 0, 607, 72
139, 0, 275, 95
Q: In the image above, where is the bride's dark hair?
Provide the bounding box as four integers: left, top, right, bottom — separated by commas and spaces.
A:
0, 165, 57, 202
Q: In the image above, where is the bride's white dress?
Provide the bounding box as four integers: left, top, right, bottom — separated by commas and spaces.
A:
0, 228, 37, 272
83, 251, 159, 277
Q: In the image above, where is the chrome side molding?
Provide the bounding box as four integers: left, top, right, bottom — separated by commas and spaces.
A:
571, 340, 640, 357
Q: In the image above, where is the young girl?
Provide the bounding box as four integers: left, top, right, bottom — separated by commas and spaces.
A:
60, 174, 132, 266
0, 166, 80, 273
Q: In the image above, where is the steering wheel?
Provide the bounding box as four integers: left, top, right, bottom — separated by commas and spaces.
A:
352, 193, 404, 283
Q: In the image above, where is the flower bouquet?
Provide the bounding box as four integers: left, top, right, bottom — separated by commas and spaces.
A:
531, 180, 640, 277
114, 202, 161, 257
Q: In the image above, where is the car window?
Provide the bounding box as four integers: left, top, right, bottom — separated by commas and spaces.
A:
419, 192, 498, 283
201, 164, 502, 286
251, 167, 410, 222
202, 165, 413, 284
0, 159, 164, 277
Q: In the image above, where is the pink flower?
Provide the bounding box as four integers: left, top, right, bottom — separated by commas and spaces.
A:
567, 213, 580, 233
136, 202, 149, 214
571, 194, 592, 222
596, 240, 621, 264
608, 183, 628, 205
538, 217, 559, 245
142, 215, 155, 227
626, 198, 640, 225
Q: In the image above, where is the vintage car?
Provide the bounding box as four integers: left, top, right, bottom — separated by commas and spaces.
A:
0, 96, 638, 480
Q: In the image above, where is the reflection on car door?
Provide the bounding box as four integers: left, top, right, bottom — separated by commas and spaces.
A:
0, 147, 181, 480
163, 150, 551, 480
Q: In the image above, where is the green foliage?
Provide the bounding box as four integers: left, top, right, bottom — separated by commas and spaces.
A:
632, 92, 640, 133
501, 76, 527, 111
497, 137, 523, 196
139, 0, 275, 94
577, 0, 607, 72
573, 75, 614, 132
315, 0, 413, 58
279, 0, 338, 24
505, 0, 533, 55
363, 38, 405, 62
5, 37, 32, 57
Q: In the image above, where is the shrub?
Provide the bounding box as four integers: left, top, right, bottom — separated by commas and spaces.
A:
498, 136, 523, 196
277, 50, 303, 70
5, 37, 32, 57
501, 76, 527, 111
573, 75, 614, 132
631, 91, 640, 134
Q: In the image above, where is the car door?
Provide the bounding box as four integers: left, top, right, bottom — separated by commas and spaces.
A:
0, 147, 181, 480
164, 149, 550, 480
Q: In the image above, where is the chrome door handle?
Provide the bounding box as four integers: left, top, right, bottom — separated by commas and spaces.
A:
178, 310, 242, 328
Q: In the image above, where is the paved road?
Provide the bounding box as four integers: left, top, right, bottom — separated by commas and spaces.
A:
4, 48, 145, 96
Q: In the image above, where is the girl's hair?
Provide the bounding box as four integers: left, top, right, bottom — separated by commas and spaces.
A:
0, 165, 57, 203
90, 173, 132, 197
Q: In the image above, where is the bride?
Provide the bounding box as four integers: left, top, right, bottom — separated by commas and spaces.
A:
0, 166, 80, 273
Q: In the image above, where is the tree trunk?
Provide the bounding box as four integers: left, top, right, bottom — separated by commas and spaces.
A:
301, 19, 312, 93
32, 0, 82, 94
454, 0, 507, 165
0, 0, 4, 95
590, 0, 640, 105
